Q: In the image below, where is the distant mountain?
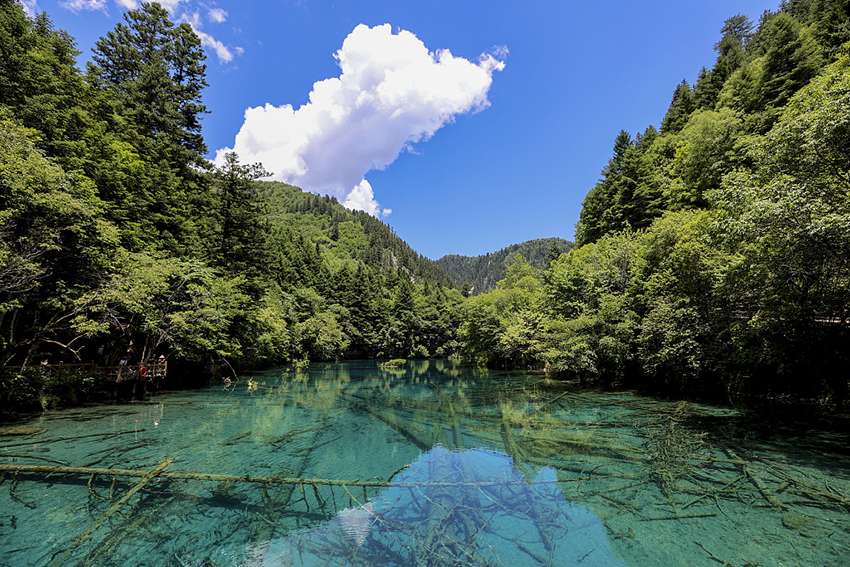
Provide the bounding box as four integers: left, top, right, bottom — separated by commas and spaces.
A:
436, 238, 572, 294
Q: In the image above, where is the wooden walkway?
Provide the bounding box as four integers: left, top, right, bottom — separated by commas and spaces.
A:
38, 361, 168, 382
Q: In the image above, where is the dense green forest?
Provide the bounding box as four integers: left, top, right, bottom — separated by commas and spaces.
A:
460, 0, 850, 407
436, 238, 572, 295
1, 0, 848, 412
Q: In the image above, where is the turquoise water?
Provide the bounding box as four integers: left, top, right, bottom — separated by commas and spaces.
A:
1, 360, 848, 566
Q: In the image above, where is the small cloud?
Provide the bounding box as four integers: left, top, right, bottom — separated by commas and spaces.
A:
195, 28, 236, 63
208, 7, 227, 23
182, 9, 202, 26
342, 180, 391, 217
112, 0, 180, 13
60, 0, 108, 12
179, 10, 241, 64
58, 0, 239, 65
490, 44, 510, 60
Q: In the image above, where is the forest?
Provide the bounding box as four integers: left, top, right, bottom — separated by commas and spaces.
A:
461, 0, 850, 407
1, 0, 848, 412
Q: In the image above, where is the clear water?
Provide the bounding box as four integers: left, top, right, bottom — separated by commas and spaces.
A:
1, 360, 848, 566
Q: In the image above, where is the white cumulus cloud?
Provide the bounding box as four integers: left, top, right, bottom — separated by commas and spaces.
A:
343, 180, 391, 218
215, 23, 505, 216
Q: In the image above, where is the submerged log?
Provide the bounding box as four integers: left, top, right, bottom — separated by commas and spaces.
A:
0, 463, 567, 488
0, 463, 393, 487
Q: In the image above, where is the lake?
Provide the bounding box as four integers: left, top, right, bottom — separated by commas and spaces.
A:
1, 360, 848, 566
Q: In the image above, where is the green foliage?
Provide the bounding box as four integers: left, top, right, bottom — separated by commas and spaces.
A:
668, 108, 746, 208
0, 2, 91, 163
758, 12, 823, 109
0, 368, 108, 412
809, 0, 850, 58
708, 57, 850, 400
87, 2, 207, 158
0, 112, 120, 368
575, 128, 667, 245
478, 8, 850, 403
80, 2, 211, 254
239, 287, 293, 367
0, 0, 472, 404
209, 152, 272, 291
77, 251, 252, 363
261, 181, 454, 287
456, 3, 850, 406
580, 3, 843, 247
298, 311, 349, 361
458, 254, 546, 367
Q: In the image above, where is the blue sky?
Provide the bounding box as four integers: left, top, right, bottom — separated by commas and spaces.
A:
27, 0, 778, 259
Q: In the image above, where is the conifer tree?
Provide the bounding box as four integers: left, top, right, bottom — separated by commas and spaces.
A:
211, 152, 271, 288
660, 81, 695, 134
88, 2, 208, 162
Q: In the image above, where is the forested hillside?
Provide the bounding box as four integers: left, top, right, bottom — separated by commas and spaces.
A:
258, 182, 453, 286
0, 0, 463, 411
437, 238, 571, 294
458, 0, 850, 406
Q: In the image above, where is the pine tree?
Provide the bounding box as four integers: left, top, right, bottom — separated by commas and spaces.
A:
759, 12, 822, 109
0, 1, 91, 162
660, 81, 695, 134
212, 152, 271, 287
87, 2, 208, 162
575, 131, 634, 245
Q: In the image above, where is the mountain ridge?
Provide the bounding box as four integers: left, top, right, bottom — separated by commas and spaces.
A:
436, 237, 572, 294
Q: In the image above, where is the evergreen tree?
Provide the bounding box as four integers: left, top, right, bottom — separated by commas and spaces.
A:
211, 152, 272, 290
575, 130, 634, 245
0, 1, 91, 163
716, 13, 756, 50
617, 127, 665, 229
87, 2, 208, 161
810, 0, 850, 58
660, 81, 695, 134
758, 12, 822, 109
